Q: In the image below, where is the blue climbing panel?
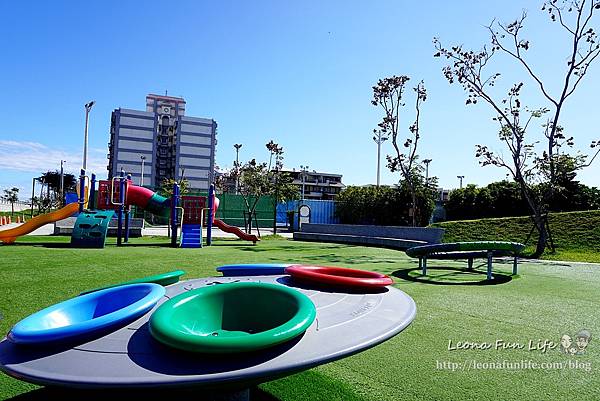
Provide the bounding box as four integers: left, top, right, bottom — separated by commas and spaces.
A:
70, 210, 115, 248
181, 224, 202, 248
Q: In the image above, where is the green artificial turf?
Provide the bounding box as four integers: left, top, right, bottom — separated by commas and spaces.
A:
432, 210, 600, 262
0, 236, 599, 400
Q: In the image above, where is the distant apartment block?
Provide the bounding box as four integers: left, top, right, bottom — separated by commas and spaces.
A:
287, 169, 345, 200
107, 94, 217, 191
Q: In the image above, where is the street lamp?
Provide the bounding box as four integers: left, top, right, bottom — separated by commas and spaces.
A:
373, 132, 388, 187
83, 101, 95, 171
423, 159, 432, 186
300, 165, 309, 200
234, 144, 242, 194
457, 175, 465, 189
140, 155, 146, 186
60, 160, 66, 206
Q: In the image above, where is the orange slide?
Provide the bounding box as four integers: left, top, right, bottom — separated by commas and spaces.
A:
213, 219, 259, 244
0, 203, 79, 244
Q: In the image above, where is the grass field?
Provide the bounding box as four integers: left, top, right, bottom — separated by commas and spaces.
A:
433, 210, 600, 263
0, 236, 599, 400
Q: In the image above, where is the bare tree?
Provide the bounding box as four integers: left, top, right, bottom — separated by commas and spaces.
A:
434, 0, 600, 256
372, 76, 427, 226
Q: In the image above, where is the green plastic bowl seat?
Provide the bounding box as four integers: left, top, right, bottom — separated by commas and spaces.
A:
79, 270, 185, 295
405, 241, 525, 258
8, 283, 165, 345
149, 282, 316, 353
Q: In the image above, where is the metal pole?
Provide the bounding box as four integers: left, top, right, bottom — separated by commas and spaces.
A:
457, 175, 464, 189
117, 170, 125, 246
300, 165, 308, 200
31, 177, 35, 216
376, 141, 381, 187
373, 132, 388, 187
207, 184, 214, 246
89, 173, 96, 210
234, 144, 242, 194
83, 101, 95, 170
171, 182, 179, 248
78, 169, 85, 213
140, 155, 146, 186
60, 160, 65, 206
273, 171, 278, 235
423, 159, 432, 191
124, 174, 131, 243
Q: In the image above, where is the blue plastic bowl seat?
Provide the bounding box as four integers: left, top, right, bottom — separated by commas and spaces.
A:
8, 283, 165, 345
216, 263, 293, 276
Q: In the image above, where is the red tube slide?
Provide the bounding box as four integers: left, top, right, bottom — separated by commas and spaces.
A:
212, 219, 259, 243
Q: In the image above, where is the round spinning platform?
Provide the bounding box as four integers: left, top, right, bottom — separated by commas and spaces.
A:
0, 275, 415, 389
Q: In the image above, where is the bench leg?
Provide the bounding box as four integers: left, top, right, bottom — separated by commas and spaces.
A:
513, 255, 518, 275
422, 257, 427, 276
487, 251, 493, 280
467, 258, 473, 270
419, 257, 422, 270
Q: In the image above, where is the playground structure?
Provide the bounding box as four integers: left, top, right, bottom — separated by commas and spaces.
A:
0, 169, 259, 247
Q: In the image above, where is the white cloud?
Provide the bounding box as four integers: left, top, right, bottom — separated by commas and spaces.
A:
0, 140, 108, 177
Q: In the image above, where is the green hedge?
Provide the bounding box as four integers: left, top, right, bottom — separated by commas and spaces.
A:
432, 210, 600, 252
336, 185, 434, 226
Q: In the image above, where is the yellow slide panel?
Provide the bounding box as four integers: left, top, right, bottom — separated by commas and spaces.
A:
0, 203, 80, 244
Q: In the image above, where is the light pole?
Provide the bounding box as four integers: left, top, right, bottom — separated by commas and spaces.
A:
300, 165, 309, 200
234, 144, 242, 194
83, 101, 95, 171
423, 159, 432, 186
373, 132, 388, 187
60, 160, 66, 206
457, 175, 465, 189
140, 155, 146, 186
31, 177, 36, 216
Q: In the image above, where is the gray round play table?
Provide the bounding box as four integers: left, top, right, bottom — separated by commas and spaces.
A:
0, 275, 416, 399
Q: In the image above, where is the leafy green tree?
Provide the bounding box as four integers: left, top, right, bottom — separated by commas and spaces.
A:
2, 187, 20, 216
39, 171, 76, 195
266, 140, 298, 233
160, 177, 189, 197
336, 184, 434, 226
159, 177, 189, 236
238, 147, 299, 234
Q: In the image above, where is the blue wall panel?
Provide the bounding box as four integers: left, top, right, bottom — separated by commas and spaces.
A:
277, 200, 339, 229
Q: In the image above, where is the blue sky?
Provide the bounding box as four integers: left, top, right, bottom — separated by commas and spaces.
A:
1, 0, 599, 198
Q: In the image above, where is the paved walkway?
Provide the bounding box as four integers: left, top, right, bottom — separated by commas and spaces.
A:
0, 222, 293, 239
0, 222, 54, 236
142, 226, 293, 239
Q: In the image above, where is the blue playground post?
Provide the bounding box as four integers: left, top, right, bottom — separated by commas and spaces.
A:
78, 169, 86, 213
171, 183, 179, 248
89, 173, 96, 210
117, 170, 125, 246
124, 174, 132, 243
206, 184, 214, 246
